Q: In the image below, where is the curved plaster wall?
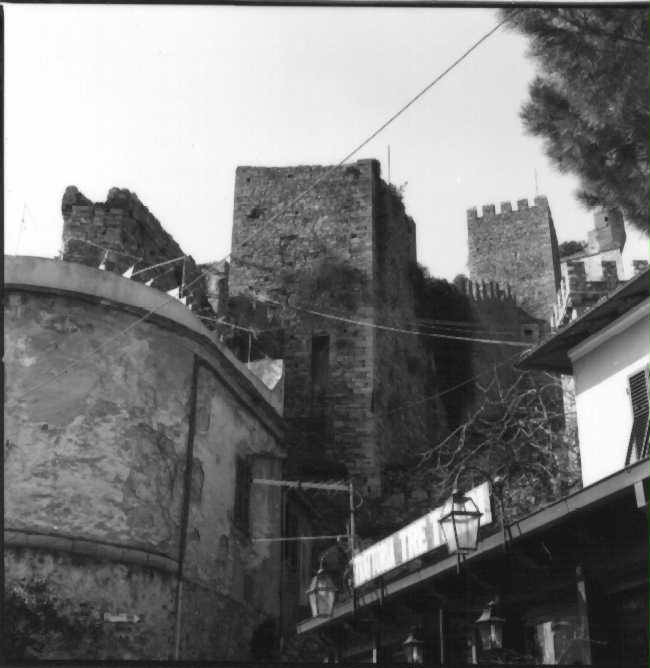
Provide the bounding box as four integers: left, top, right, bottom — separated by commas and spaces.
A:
4, 256, 284, 659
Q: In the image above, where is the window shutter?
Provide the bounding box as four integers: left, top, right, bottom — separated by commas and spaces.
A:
626, 367, 649, 464
234, 457, 251, 533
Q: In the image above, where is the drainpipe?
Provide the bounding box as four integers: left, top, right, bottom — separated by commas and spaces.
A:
173, 356, 199, 659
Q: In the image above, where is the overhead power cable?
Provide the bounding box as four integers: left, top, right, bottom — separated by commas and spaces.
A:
11, 262, 182, 363
14, 268, 208, 399
12, 13, 519, 399
382, 349, 526, 416
222, 11, 519, 266
63, 236, 144, 261
257, 296, 532, 348
131, 255, 186, 277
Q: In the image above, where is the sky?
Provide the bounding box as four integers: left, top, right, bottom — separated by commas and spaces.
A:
5, 4, 648, 280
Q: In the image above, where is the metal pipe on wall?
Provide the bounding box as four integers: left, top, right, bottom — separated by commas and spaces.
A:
173, 356, 200, 659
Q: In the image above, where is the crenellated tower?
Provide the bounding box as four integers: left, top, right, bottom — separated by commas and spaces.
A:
467, 196, 561, 324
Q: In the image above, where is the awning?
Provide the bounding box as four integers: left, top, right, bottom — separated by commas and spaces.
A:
297, 458, 649, 635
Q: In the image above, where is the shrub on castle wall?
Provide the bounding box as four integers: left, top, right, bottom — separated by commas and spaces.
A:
410, 263, 476, 428
4, 577, 104, 659
280, 251, 371, 313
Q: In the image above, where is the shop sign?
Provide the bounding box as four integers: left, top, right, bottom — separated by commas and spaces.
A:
352, 481, 492, 588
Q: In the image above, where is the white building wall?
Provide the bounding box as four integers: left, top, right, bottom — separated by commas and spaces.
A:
569, 301, 649, 487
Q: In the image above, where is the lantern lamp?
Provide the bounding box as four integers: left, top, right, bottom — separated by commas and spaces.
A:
403, 627, 425, 666
439, 489, 483, 555
475, 601, 505, 651
306, 559, 337, 618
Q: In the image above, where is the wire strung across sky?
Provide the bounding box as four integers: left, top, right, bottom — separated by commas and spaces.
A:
256, 296, 533, 348
13, 14, 519, 399
14, 266, 210, 400
219, 11, 519, 267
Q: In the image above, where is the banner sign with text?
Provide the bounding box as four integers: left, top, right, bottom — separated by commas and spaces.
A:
352, 481, 492, 588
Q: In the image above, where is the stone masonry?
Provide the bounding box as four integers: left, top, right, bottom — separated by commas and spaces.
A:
229, 160, 444, 498
467, 196, 561, 324
61, 186, 209, 311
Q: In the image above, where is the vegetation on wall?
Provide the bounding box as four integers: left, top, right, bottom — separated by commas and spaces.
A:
410, 263, 476, 428
558, 239, 588, 258
4, 578, 103, 658
417, 363, 581, 521
280, 251, 371, 313
364, 264, 581, 528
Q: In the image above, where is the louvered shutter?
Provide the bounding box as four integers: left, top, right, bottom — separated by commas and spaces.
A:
626, 367, 649, 464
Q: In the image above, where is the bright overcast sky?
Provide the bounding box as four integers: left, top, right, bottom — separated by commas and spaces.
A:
5, 4, 648, 280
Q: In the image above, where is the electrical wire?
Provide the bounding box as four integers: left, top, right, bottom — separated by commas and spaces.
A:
11, 13, 519, 399
8, 263, 182, 363
63, 236, 144, 262
257, 296, 532, 348
13, 267, 208, 399
381, 349, 526, 416
131, 255, 186, 278
220, 11, 518, 267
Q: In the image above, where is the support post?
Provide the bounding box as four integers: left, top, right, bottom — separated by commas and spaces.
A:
348, 479, 356, 555
439, 606, 445, 666
174, 356, 199, 659
576, 564, 593, 665
371, 629, 381, 664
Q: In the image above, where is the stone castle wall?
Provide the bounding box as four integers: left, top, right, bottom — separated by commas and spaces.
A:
467, 196, 561, 323
371, 176, 441, 471
61, 186, 209, 310
229, 160, 442, 497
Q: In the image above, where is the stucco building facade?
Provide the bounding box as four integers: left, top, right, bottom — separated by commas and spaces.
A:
4, 256, 286, 659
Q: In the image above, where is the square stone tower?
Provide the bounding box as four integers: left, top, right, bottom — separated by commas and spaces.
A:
229, 160, 442, 495
467, 196, 561, 323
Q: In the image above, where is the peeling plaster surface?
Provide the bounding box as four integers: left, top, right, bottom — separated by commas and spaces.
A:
5, 293, 191, 556
5, 548, 176, 659
4, 285, 285, 659
179, 365, 284, 658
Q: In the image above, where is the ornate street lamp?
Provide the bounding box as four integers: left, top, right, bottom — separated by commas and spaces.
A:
475, 600, 505, 651
439, 489, 483, 556
306, 559, 338, 618
403, 627, 425, 666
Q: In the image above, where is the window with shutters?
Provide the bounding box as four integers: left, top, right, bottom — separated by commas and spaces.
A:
626, 367, 649, 465
233, 456, 251, 533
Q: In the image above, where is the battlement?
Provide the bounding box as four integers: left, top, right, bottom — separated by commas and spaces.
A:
454, 276, 516, 304
467, 195, 550, 222
467, 193, 558, 323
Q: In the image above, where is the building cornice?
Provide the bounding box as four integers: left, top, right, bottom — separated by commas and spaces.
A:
568, 299, 649, 363
4, 255, 286, 443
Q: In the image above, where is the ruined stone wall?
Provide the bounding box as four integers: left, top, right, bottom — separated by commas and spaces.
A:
371, 178, 442, 472
4, 262, 284, 659
61, 186, 209, 311
454, 277, 544, 399
230, 162, 378, 490
467, 196, 561, 323
229, 160, 440, 497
